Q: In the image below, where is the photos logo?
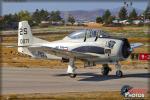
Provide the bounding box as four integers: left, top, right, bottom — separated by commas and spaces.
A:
121, 85, 147, 98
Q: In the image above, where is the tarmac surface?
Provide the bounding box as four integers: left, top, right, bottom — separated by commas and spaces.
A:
1, 67, 150, 95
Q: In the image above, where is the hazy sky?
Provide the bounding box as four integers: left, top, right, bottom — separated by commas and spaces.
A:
2, 1, 148, 15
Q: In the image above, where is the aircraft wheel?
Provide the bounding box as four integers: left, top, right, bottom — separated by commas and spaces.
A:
101, 66, 110, 76
69, 73, 77, 78
116, 70, 123, 77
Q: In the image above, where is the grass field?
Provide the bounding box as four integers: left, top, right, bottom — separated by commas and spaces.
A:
0, 92, 124, 100
1, 91, 149, 100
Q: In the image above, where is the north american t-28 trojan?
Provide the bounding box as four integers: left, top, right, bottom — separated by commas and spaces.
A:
16, 21, 142, 78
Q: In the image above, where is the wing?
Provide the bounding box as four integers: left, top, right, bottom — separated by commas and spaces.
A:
1, 44, 100, 61
130, 43, 143, 49
28, 46, 100, 61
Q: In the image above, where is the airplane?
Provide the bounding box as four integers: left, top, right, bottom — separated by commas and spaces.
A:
15, 21, 143, 78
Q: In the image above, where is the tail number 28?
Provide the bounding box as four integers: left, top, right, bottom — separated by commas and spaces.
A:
19, 28, 27, 35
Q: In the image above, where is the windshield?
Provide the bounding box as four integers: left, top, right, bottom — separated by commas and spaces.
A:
68, 29, 109, 39
68, 30, 86, 39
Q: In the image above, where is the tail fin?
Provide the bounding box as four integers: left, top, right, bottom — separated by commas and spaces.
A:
18, 21, 50, 55
18, 21, 32, 46
18, 21, 33, 55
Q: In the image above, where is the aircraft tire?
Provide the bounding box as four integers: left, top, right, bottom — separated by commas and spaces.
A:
116, 70, 123, 77
69, 73, 77, 78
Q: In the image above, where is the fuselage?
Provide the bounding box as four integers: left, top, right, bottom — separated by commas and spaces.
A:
36, 36, 131, 64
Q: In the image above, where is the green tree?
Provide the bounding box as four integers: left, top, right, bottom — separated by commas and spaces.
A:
32, 9, 49, 24
102, 9, 111, 24
0, 17, 5, 30
17, 10, 33, 25
129, 9, 137, 20
32, 9, 41, 24
96, 16, 103, 23
68, 15, 75, 25
3, 14, 18, 24
18, 10, 31, 21
119, 7, 128, 20
40, 9, 49, 21
1, 14, 19, 29
107, 16, 115, 24
12, 13, 19, 22
3, 14, 13, 24
49, 11, 62, 22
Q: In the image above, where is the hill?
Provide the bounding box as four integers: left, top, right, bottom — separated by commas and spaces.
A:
60, 7, 144, 21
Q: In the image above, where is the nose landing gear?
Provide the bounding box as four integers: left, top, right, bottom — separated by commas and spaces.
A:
101, 63, 123, 77
116, 70, 123, 77
115, 63, 123, 77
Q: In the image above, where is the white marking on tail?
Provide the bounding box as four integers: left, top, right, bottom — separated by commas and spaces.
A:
18, 21, 32, 46
17, 21, 50, 56
18, 21, 33, 55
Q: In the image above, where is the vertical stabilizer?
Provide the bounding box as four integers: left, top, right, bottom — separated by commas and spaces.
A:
18, 21, 33, 55
17, 21, 50, 56
18, 21, 32, 46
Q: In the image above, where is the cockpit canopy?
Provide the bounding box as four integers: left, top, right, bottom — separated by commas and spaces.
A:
67, 29, 109, 39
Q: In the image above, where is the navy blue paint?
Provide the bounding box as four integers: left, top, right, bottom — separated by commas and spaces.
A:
72, 46, 104, 54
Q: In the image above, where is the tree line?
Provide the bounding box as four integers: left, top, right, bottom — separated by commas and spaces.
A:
0, 9, 76, 30
0, 9, 64, 29
96, 6, 150, 25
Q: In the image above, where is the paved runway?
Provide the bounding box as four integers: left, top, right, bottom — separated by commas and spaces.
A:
1, 67, 150, 94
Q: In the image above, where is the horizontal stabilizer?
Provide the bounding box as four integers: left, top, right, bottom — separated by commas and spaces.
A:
130, 43, 143, 49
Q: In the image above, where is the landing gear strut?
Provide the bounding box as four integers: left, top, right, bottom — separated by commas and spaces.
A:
115, 63, 123, 77
101, 64, 111, 76
67, 58, 77, 78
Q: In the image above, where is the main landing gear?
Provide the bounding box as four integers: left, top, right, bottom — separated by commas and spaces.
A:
101, 63, 123, 77
101, 64, 111, 76
67, 58, 77, 78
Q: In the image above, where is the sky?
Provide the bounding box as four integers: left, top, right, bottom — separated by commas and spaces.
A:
1, 1, 149, 15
